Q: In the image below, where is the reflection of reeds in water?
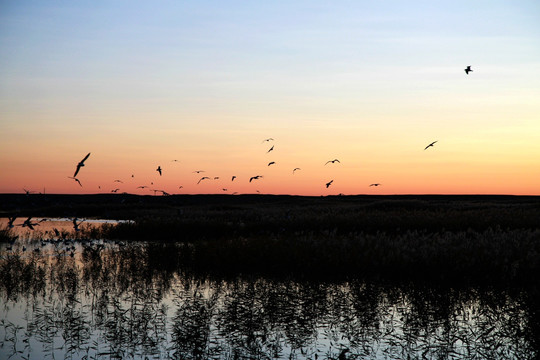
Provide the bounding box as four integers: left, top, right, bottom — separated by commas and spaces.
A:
170, 228, 540, 287
0, 242, 539, 359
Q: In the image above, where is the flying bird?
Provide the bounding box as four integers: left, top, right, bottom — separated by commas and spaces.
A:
7, 217, 17, 228
267, 145, 274, 153
197, 176, 210, 184
111, 188, 120, 193
424, 141, 438, 150
262, 138, 274, 143
325, 159, 341, 165
464, 65, 473, 74
74, 153, 91, 177
249, 175, 263, 182
73, 218, 85, 232
326, 180, 334, 188
193, 170, 205, 174
68, 177, 82, 187
222, 188, 228, 191
137, 185, 149, 189
156, 166, 162, 176
293, 168, 301, 174
370, 183, 381, 187
171, 159, 180, 162
214, 177, 220, 180
231, 176, 236, 181
268, 161, 275, 166
114, 180, 123, 183
178, 186, 183, 189
21, 217, 39, 230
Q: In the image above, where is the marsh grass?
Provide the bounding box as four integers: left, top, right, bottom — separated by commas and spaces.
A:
3, 194, 540, 286
0, 225, 17, 243
75, 197, 540, 286
160, 228, 540, 286
90, 198, 540, 242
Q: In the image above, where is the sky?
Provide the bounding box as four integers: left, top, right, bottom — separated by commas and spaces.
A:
1, 0, 539, 195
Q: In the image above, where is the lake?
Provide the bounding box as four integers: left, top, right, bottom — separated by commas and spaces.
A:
1, 235, 538, 359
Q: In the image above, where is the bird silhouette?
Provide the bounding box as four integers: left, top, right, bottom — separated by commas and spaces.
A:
111, 188, 120, 193
267, 145, 274, 153
198, 176, 210, 184
74, 153, 91, 177
262, 138, 274, 143
73, 218, 85, 232
7, 217, 17, 228
214, 177, 220, 180
293, 168, 301, 174
114, 180, 123, 183
137, 185, 149, 189
68, 177, 82, 187
424, 141, 438, 150
156, 166, 162, 176
326, 180, 333, 188
231, 176, 236, 181
171, 159, 180, 162
464, 65, 473, 74
222, 188, 228, 191
325, 159, 340, 165
193, 170, 205, 174
370, 183, 381, 187
250, 175, 263, 182
178, 185, 183, 189
21, 217, 38, 230
268, 161, 275, 166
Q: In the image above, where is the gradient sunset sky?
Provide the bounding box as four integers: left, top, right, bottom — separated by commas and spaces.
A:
1, 1, 539, 195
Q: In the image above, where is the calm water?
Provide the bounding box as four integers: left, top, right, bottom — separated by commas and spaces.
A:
0, 234, 538, 359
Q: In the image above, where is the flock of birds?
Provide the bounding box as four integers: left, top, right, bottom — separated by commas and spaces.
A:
6, 216, 84, 232
3, 215, 113, 258
52, 66, 472, 195
62, 138, 437, 195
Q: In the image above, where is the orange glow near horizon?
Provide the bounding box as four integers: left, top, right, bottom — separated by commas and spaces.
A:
2, 126, 540, 196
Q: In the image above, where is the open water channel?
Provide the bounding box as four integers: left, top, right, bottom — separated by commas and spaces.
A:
0, 218, 538, 359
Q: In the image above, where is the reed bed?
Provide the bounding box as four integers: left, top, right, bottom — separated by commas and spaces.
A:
97, 203, 540, 241
158, 228, 540, 286
3, 194, 540, 286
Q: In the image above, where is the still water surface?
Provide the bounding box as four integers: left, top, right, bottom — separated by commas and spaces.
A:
0, 221, 538, 359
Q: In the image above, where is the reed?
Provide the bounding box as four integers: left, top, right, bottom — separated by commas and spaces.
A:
0, 225, 17, 243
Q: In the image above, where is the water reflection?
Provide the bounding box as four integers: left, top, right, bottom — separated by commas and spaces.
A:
0, 241, 538, 359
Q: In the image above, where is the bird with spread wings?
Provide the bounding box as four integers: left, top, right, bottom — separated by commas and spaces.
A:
73, 153, 90, 177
